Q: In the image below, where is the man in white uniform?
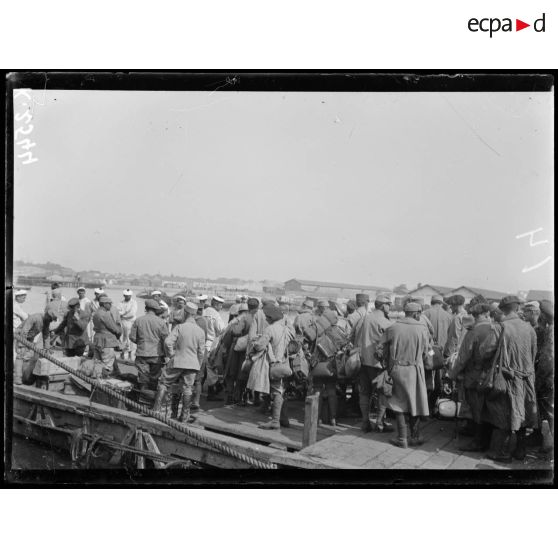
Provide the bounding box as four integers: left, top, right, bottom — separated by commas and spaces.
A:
203, 295, 226, 400
118, 289, 138, 360
13, 289, 29, 330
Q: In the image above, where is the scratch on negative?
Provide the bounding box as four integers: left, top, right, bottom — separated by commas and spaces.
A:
441, 95, 501, 157
167, 172, 184, 195
170, 95, 234, 114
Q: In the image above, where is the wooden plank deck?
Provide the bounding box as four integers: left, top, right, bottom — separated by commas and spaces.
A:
194, 403, 336, 451
299, 417, 554, 470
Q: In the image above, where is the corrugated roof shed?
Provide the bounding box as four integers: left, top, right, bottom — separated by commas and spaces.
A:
286, 278, 390, 291
461, 286, 510, 300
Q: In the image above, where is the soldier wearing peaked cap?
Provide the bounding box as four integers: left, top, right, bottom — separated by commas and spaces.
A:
449, 303, 493, 452
294, 299, 316, 339
315, 299, 329, 316
376, 301, 430, 448
444, 294, 468, 363
533, 300, 554, 453
220, 302, 251, 405
92, 296, 122, 379
153, 301, 206, 423
14, 308, 58, 385
52, 297, 90, 357
478, 295, 538, 462
352, 293, 394, 433
424, 294, 452, 350
348, 294, 369, 330
250, 303, 295, 430
423, 294, 453, 409
130, 298, 169, 400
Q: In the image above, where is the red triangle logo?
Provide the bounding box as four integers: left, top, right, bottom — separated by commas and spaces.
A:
516, 19, 530, 31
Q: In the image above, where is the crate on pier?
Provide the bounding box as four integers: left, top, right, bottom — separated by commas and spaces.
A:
33, 355, 81, 392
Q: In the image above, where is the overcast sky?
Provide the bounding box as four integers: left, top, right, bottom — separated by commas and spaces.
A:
13, 88, 553, 292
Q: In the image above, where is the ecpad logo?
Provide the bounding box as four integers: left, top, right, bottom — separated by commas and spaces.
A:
468, 13, 546, 37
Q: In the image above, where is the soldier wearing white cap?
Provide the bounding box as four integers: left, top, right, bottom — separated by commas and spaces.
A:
202, 295, 226, 400
117, 289, 138, 360
170, 295, 187, 330
151, 290, 169, 324
13, 289, 29, 330
91, 288, 105, 314
85, 288, 105, 356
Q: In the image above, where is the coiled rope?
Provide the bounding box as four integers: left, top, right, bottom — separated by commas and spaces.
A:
14, 334, 277, 469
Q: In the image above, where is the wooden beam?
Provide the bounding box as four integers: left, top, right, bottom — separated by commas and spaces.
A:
135, 430, 145, 469
109, 428, 136, 465
142, 432, 166, 469
302, 393, 319, 448
13, 385, 344, 469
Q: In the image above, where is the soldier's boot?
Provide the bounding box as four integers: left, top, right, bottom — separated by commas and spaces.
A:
359, 394, 372, 432
259, 394, 271, 414
233, 384, 246, 406
480, 422, 493, 451
170, 392, 181, 419
459, 423, 484, 451
487, 428, 512, 463
225, 388, 235, 405
375, 404, 394, 433
327, 388, 338, 427
409, 416, 425, 446
259, 393, 282, 430
512, 428, 527, 460
279, 398, 290, 428
206, 385, 223, 402
191, 381, 202, 412
390, 413, 408, 449
14, 359, 23, 385
179, 392, 193, 424
152, 385, 167, 413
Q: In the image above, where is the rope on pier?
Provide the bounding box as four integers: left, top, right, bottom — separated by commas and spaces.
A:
14, 334, 278, 469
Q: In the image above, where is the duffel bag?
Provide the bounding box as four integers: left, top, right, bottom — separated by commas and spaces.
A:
234, 334, 249, 352
269, 361, 293, 380
311, 360, 334, 379
343, 348, 361, 379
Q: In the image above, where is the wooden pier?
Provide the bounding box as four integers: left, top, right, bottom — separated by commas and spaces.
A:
9, 350, 553, 472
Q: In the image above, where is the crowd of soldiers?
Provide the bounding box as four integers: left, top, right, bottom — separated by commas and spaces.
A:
13, 283, 554, 462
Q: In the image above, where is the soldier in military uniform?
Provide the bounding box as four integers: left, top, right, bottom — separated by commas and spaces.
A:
352, 294, 394, 432
380, 302, 430, 448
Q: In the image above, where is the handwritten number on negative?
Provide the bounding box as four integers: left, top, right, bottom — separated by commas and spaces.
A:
17, 138, 36, 151
15, 109, 33, 125
15, 124, 34, 140
18, 151, 39, 165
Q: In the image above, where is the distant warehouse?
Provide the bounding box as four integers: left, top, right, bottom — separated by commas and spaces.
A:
283, 278, 391, 300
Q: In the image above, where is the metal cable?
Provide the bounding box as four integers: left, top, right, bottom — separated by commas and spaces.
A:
14, 334, 277, 469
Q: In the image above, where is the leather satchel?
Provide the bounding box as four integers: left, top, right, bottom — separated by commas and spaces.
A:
372, 370, 393, 397
424, 344, 445, 371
